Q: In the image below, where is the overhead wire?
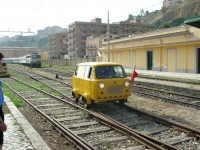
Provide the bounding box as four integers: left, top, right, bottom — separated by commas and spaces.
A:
30, 0, 44, 31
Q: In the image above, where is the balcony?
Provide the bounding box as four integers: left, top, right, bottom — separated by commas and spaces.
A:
81, 34, 87, 37
68, 28, 75, 32
122, 27, 129, 31
68, 34, 74, 39
81, 40, 85, 44
80, 27, 87, 31
62, 37, 67, 40
87, 45, 97, 49
122, 34, 128, 37
89, 28, 96, 31
101, 28, 107, 32
67, 41, 73, 45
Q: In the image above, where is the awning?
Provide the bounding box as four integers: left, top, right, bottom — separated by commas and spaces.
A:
184, 17, 200, 28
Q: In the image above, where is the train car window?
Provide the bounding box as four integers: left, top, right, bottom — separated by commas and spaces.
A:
32, 55, 40, 58
2, 63, 6, 66
84, 66, 92, 79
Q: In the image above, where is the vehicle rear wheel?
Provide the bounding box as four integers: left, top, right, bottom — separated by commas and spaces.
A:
72, 92, 79, 102
119, 100, 126, 104
82, 97, 89, 109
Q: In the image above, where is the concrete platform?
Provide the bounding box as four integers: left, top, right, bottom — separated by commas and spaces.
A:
125, 69, 200, 83
3, 96, 50, 150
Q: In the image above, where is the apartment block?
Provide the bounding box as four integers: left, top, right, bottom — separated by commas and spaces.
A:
85, 34, 118, 58
67, 18, 155, 58
48, 32, 68, 59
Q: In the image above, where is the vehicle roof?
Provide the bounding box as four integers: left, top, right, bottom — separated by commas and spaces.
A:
77, 62, 122, 67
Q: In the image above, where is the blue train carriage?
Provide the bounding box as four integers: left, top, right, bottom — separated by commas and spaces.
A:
29, 53, 41, 68
0, 62, 10, 77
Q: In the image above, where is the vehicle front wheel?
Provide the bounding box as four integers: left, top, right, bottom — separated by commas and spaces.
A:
72, 92, 79, 102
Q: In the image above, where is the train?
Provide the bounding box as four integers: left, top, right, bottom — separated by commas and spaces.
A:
3, 53, 41, 68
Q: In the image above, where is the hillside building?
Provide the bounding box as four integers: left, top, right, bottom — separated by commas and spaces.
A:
163, 0, 185, 7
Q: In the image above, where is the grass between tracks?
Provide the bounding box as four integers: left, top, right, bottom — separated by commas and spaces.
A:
3, 86, 26, 108
2, 70, 60, 107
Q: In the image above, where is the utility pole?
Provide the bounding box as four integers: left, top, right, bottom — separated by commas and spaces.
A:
107, 11, 110, 62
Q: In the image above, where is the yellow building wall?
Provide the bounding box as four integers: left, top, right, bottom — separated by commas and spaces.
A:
161, 47, 167, 69
188, 27, 200, 40
122, 50, 129, 67
162, 35, 186, 44
153, 48, 161, 70
135, 48, 146, 69
111, 51, 114, 62
177, 45, 186, 71
102, 27, 200, 73
187, 45, 195, 70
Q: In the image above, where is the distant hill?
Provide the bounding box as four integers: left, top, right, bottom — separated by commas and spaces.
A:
141, 0, 200, 28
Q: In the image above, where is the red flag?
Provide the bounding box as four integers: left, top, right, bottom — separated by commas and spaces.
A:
129, 68, 138, 82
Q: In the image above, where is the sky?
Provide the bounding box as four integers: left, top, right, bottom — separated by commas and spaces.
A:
0, 0, 163, 37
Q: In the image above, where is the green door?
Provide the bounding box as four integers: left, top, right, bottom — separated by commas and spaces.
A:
198, 48, 200, 73
147, 51, 153, 70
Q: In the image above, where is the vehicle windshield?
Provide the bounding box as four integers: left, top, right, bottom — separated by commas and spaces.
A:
31, 55, 41, 58
96, 66, 126, 78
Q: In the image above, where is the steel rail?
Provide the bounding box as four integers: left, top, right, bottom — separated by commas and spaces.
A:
133, 84, 200, 100
2, 80, 96, 150
9, 68, 200, 148
3, 76, 173, 150
131, 87, 200, 109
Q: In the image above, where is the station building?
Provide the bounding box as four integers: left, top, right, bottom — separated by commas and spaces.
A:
101, 24, 200, 74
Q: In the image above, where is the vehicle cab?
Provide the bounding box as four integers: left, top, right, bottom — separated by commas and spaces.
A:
72, 62, 130, 108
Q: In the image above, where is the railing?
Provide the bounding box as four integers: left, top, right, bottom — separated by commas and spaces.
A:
80, 27, 87, 31
87, 45, 97, 49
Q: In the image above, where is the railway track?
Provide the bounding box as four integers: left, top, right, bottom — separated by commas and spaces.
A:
5, 67, 200, 149
19, 66, 200, 110
2, 73, 173, 149
37, 67, 74, 78
131, 84, 200, 110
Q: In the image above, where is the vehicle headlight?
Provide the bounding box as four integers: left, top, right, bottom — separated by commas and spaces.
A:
99, 83, 105, 89
124, 81, 130, 87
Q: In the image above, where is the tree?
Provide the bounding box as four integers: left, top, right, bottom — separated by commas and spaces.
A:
36, 37, 48, 48
140, 9, 145, 16
161, 6, 168, 13
124, 14, 136, 22
158, 22, 170, 29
